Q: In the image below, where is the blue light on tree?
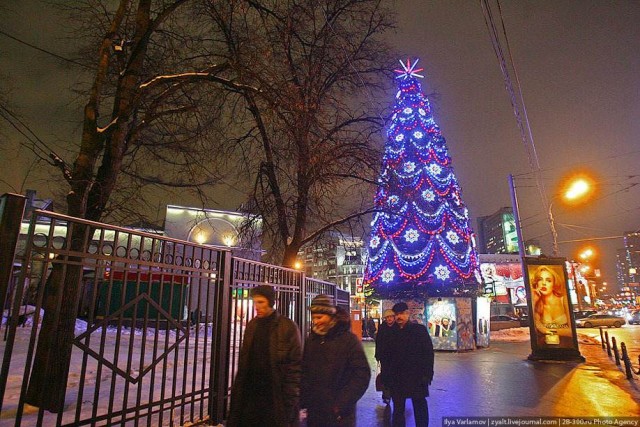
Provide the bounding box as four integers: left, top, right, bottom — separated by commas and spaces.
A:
364, 58, 480, 298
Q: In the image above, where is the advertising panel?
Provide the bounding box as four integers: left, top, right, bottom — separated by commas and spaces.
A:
455, 298, 475, 351
524, 257, 580, 355
502, 212, 519, 254
480, 262, 523, 297
476, 297, 491, 347
426, 298, 458, 350
510, 286, 527, 306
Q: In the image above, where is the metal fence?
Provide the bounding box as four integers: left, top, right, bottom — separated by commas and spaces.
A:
0, 194, 350, 426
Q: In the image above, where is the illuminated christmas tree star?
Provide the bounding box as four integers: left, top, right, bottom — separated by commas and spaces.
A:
394, 58, 424, 80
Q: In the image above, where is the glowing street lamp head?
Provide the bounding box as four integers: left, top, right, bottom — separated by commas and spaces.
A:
559, 172, 597, 205
579, 248, 594, 260
565, 179, 590, 200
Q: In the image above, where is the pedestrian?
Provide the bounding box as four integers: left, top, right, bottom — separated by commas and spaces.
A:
366, 317, 377, 340
300, 295, 371, 427
387, 302, 434, 427
375, 308, 397, 404
227, 285, 302, 427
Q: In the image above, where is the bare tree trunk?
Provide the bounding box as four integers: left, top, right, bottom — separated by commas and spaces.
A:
26, 0, 153, 410
25, 224, 90, 411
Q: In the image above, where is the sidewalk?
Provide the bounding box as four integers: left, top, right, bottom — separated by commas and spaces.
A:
356, 334, 640, 426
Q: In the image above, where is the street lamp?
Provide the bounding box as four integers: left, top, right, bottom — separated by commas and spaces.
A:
579, 248, 594, 260
564, 178, 591, 201
548, 176, 595, 256
511, 174, 594, 257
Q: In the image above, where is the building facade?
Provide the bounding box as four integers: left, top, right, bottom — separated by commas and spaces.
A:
297, 232, 366, 295
476, 207, 541, 255
615, 231, 640, 300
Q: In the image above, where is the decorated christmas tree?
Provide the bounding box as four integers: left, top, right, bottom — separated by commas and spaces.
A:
364, 58, 480, 299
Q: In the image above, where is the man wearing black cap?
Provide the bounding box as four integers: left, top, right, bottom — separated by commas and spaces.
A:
228, 285, 302, 427
386, 302, 434, 427
301, 294, 370, 426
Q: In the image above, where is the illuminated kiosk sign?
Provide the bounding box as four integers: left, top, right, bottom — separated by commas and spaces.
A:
523, 256, 584, 361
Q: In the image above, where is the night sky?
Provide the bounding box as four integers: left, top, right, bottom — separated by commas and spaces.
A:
1, 1, 639, 289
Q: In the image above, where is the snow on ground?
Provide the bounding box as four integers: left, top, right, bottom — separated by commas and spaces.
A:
1, 307, 242, 427
489, 326, 600, 346
489, 327, 531, 342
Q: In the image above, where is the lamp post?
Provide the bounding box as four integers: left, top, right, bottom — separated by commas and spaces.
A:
509, 174, 586, 362
547, 202, 559, 256
508, 174, 527, 258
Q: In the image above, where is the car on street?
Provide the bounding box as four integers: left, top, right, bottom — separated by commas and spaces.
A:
490, 315, 521, 331
573, 309, 597, 320
518, 314, 529, 327
575, 314, 626, 328
628, 310, 640, 325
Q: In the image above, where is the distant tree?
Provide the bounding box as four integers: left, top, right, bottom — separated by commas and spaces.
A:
204, 0, 396, 267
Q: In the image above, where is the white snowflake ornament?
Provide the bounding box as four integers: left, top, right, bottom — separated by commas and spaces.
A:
381, 268, 395, 283
429, 163, 442, 175
422, 189, 436, 202
404, 228, 420, 243
404, 162, 416, 173
434, 265, 450, 281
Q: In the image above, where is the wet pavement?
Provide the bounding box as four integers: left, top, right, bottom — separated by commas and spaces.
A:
355, 336, 640, 426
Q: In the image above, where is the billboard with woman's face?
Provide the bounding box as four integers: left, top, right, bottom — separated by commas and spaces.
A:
524, 258, 579, 353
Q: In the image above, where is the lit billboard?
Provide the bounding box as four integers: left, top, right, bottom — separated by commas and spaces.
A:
523, 257, 581, 359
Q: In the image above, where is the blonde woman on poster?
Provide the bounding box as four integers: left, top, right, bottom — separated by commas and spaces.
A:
530, 265, 572, 347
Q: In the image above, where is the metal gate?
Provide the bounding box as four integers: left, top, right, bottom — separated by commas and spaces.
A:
0, 194, 349, 426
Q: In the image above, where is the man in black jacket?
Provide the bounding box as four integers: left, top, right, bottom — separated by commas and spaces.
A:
375, 308, 397, 403
301, 295, 370, 427
227, 285, 302, 427
387, 302, 434, 427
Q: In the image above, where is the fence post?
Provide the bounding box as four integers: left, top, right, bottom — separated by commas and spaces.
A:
299, 272, 308, 336
605, 331, 611, 357
0, 194, 26, 420
620, 342, 634, 380
599, 327, 605, 350
0, 193, 26, 313
210, 250, 233, 424
611, 336, 620, 366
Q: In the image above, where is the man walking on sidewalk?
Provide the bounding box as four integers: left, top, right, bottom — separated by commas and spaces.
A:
387, 302, 434, 427
227, 285, 302, 427
375, 308, 397, 404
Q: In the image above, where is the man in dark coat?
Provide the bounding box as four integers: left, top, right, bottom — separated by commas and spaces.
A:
227, 285, 302, 427
301, 295, 370, 427
375, 308, 397, 403
387, 302, 434, 427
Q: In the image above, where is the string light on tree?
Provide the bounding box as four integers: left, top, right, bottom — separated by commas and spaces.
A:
364, 58, 480, 298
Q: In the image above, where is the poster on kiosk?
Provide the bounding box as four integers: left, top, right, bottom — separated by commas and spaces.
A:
523, 257, 583, 361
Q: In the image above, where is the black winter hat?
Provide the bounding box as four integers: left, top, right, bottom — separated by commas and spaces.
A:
250, 285, 276, 307
310, 294, 337, 315
392, 302, 409, 314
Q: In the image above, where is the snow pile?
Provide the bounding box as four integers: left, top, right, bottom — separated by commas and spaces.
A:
490, 327, 531, 342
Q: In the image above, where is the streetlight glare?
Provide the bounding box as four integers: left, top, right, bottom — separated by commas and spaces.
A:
579, 248, 594, 260
559, 171, 597, 206
565, 179, 590, 200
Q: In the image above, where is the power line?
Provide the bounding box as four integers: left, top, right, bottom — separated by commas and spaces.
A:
0, 29, 94, 70
480, 0, 553, 244
512, 149, 640, 178
0, 105, 71, 176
